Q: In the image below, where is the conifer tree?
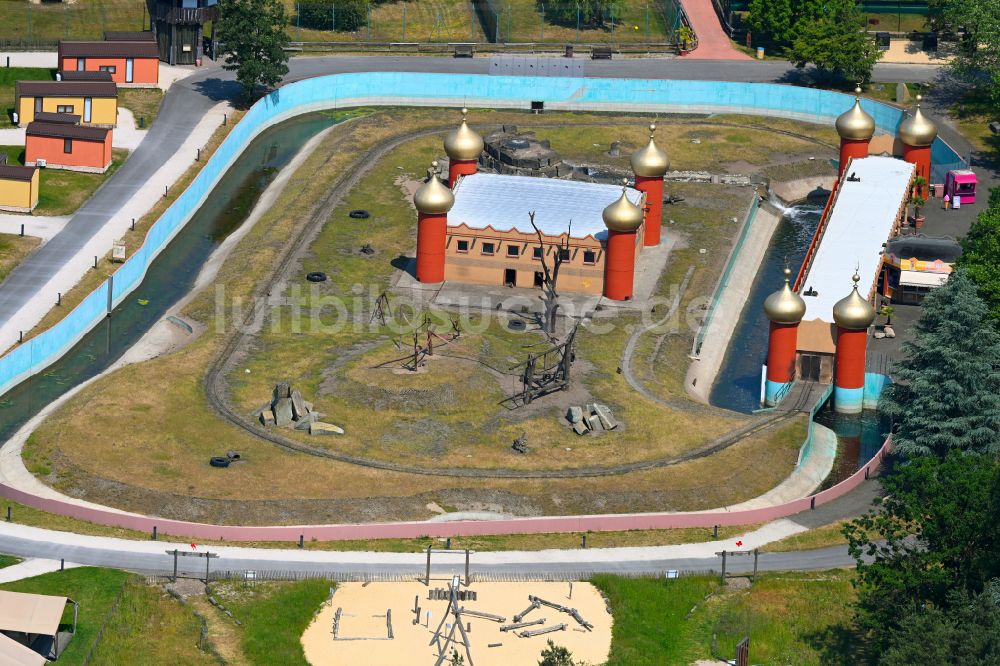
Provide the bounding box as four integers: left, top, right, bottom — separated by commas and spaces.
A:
879, 270, 1000, 458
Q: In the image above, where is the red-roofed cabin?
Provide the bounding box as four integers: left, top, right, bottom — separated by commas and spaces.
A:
58, 40, 159, 86
26, 119, 113, 173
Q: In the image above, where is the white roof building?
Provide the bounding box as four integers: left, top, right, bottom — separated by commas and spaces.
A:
449, 173, 643, 240
799, 156, 915, 323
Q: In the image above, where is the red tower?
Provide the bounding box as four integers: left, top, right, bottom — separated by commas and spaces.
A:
413, 161, 454, 283
602, 182, 645, 301
762, 268, 806, 406
899, 95, 938, 191
834, 88, 875, 178
443, 108, 484, 188
832, 273, 876, 414
630, 123, 669, 247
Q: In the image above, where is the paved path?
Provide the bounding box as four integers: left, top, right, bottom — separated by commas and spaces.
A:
0, 557, 78, 583
678, 0, 752, 60
0, 100, 229, 353
0, 518, 855, 579
0, 215, 68, 241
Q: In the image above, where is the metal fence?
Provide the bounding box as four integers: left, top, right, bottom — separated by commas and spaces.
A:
146, 568, 716, 584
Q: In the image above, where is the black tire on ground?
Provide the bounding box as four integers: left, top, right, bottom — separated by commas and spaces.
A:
306, 271, 327, 282
209, 456, 231, 468
349, 209, 370, 219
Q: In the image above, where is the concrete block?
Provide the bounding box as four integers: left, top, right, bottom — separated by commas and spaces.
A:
566, 406, 584, 424
259, 410, 275, 427
290, 389, 307, 420
572, 421, 589, 436
594, 403, 618, 430
272, 382, 291, 406
586, 414, 601, 431
310, 421, 345, 436
274, 398, 293, 427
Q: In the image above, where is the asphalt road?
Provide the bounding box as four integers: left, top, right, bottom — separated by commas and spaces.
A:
0, 528, 857, 579
0, 78, 219, 333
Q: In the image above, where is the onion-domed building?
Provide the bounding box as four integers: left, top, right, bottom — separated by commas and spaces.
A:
412, 113, 650, 300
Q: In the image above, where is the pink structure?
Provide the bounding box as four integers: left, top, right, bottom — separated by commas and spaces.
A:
0, 440, 892, 543
944, 170, 977, 205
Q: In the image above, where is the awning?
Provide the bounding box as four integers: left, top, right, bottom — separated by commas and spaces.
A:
0, 590, 67, 636
0, 633, 46, 666
899, 270, 948, 288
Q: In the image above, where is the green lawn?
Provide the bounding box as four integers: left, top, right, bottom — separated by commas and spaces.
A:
594, 574, 719, 665
0, 67, 55, 128
0, 145, 128, 216
119, 87, 165, 128
0, 0, 147, 45
0, 567, 130, 665
0, 553, 20, 568
0, 233, 40, 283
593, 571, 862, 665
210, 579, 331, 665
0, 568, 218, 665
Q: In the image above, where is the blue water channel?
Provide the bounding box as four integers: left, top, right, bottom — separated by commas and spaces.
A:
710, 201, 824, 413
0, 112, 341, 442
709, 199, 890, 478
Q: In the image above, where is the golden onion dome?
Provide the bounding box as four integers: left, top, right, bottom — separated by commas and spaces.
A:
630, 123, 670, 177
832, 273, 876, 330
835, 87, 876, 141
602, 180, 644, 233
764, 267, 807, 325
443, 108, 484, 161
898, 95, 938, 147
413, 161, 454, 215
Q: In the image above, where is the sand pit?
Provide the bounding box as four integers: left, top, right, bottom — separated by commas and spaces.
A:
301, 581, 612, 666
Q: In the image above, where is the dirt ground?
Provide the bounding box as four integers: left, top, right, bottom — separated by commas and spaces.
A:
301, 581, 612, 666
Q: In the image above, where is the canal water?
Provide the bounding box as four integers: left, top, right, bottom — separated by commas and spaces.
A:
709, 201, 825, 413
709, 198, 890, 476
0, 112, 342, 442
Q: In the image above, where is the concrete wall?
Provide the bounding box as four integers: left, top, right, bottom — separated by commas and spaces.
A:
686, 198, 782, 403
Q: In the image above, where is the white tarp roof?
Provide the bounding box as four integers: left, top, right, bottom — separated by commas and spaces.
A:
899, 270, 948, 287
449, 173, 642, 239
0, 590, 67, 636
800, 156, 914, 322
0, 634, 46, 666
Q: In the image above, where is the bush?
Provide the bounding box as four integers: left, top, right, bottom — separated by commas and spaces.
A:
298, 0, 370, 32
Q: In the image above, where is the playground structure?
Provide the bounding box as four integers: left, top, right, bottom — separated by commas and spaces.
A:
300, 580, 612, 666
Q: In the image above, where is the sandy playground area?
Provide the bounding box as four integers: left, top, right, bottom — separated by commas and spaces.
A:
301, 581, 613, 666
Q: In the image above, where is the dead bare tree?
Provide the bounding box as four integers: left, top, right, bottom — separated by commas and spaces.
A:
528, 211, 571, 338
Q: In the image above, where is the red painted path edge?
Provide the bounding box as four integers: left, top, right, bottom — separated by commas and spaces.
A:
0, 438, 891, 542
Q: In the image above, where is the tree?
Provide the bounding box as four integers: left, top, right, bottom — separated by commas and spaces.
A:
544, 0, 619, 30
933, 0, 1000, 108
539, 640, 576, 666
746, 0, 794, 50
298, 0, 370, 32
879, 305, 895, 326
217, 0, 290, 102
957, 188, 1000, 323
786, 0, 881, 83
878, 270, 1000, 458
844, 452, 1000, 658
528, 212, 571, 338
879, 587, 1000, 666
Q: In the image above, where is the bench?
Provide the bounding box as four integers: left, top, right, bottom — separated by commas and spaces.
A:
452, 43, 475, 58
591, 46, 613, 60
